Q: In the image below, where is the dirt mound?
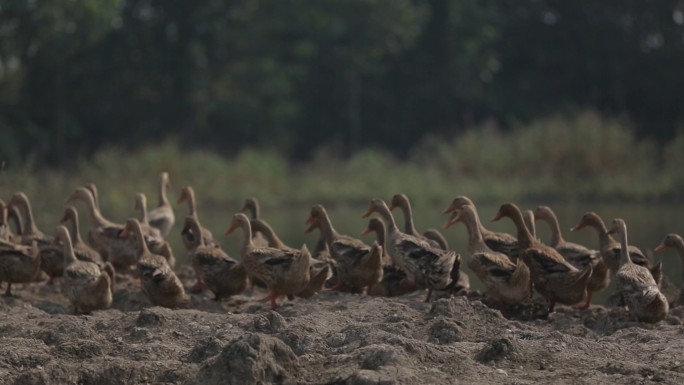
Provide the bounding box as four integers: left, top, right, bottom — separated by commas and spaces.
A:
1, 271, 684, 384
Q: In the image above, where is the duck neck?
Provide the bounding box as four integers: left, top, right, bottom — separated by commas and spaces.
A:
188, 218, 204, 247
81, 192, 109, 228
375, 205, 399, 234
672, 237, 684, 282
508, 210, 534, 249
158, 178, 168, 208
461, 209, 488, 253
398, 200, 419, 235
187, 189, 198, 217
138, 199, 149, 225
239, 220, 255, 256
588, 217, 617, 250
542, 210, 564, 247
17, 199, 39, 236
616, 225, 631, 267
374, 226, 386, 248
131, 223, 149, 255
61, 234, 78, 264
316, 210, 339, 245
68, 212, 84, 244
252, 220, 285, 249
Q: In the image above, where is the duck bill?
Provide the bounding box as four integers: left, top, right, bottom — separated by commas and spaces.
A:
443, 212, 461, 229
361, 208, 373, 218
119, 228, 131, 239
490, 211, 503, 222
304, 217, 319, 233
569, 223, 584, 232
59, 212, 69, 224
361, 227, 372, 236
225, 222, 239, 235
387, 202, 397, 211
176, 193, 186, 205
654, 243, 667, 253
441, 204, 456, 215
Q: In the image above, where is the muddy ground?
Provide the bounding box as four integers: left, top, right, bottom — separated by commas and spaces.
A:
1, 266, 684, 385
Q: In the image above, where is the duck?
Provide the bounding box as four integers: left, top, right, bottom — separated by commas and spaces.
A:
492, 203, 592, 314
240, 197, 269, 248
0, 199, 16, 243
145, 171, 175, 237
305, 219, 333, 262
607, 219, 668, 323
134, 193, 163, 239
534, 206, 610, 309
0, 203, 40, 296
443, 196, 519, 260
570, 211, 661, 284
361, 217, 417, 298
121, 219, 186, 308
250, 218, 333, 298
444, 205, 530, 305
5, 203, 24, 244
134, 193, 176, 267
226, 213, 310, 310
182, 216, 247, 300
654, 233, 684, 301
53, 226, 114, 313
523, 209, 537, 239
389, 193, 446, 250
363, 199, 457, 302
59, 206, 103, 264
65, 187, 126, 264
177, 186, 220, 250
7, 192, 63, 283
306, 204, 383, 293
362, 215, 468, 296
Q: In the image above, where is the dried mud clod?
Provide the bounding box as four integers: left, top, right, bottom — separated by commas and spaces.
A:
193, 333, 298, 385
428, 319, 463, 345
476, 337, 519, 364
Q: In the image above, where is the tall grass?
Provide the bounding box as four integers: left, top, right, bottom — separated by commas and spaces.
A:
0, 110, 680, 225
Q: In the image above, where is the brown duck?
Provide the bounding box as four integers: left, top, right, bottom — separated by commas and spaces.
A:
608, 219, 668, 323
306, 204, 383, 293
443, 196, 519, 260
226, 213, 310, 309
389, 193, 447, 250
60, 206, 103, 265
121, 219, 186, 308
178, 186, 220, 250
146, 171, 175, 237
8, 192, 62, 283
492, 203, 592, 313
534, 206, 609, 309
54, 226, 114, 313
363, 199, 456, 302
571, 211, 661, 284
445, 205, 530, 305
183, 216, 247, 300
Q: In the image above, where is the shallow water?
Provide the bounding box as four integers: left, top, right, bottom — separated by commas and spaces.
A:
184, 201, 684, 303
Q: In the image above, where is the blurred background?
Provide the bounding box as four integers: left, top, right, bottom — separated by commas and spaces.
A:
1, 1, 684, 286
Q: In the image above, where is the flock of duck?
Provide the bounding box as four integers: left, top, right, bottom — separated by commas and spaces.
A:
0, 172, 683, 323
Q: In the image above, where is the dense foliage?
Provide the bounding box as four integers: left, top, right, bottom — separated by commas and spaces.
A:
1, 1, 683, 165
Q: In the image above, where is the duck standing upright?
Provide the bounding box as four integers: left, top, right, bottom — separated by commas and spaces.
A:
534, 206, 609, 309
306, 204, 383, 293
363, 199, 456, 302
444, 205, 530, 305
608, 219, 668, 323
226, 213, 310, 309
492, 203, 592, 314
54, 226, 114, 313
